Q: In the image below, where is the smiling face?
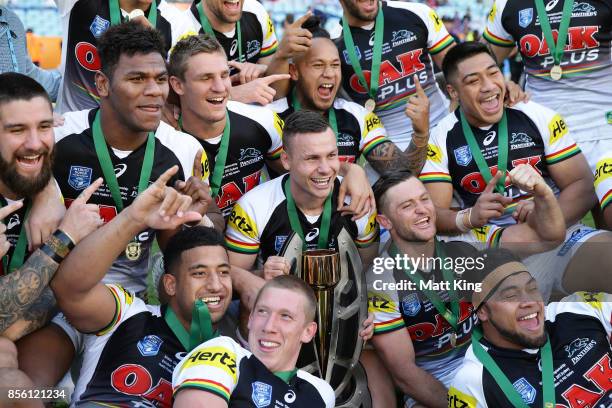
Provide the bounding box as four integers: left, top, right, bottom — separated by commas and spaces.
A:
0, 97, 54, 199
340, 0, 379, 23
248, 286, 317, 372
165, 245, 232, 327
281, 128, 340, 204
477, 272, 546, 350
290, 38, 341, 112
205, 0, 243, 24
171, 51, 231, 124
99, 52, 168, 133
377, 177, 437, 243
447, 52, 506, 127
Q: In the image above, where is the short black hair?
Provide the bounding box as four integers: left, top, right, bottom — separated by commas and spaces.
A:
163, 226, 226, 276
97, 21, 166, 80
169, 34, 225, 80
282, 110, 331, 152
0, 72, 51, 111
302, 16, 330, 39
372, 169, 415, 213
442, 41, 495, 83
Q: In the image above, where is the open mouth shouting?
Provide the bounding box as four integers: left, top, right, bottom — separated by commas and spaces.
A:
223, 0, 241, 13
517, 311, 540, 332
311, 176, 332, 191
480, 92, 502, 115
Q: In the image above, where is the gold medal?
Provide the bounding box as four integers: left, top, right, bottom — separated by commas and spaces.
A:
450, 332, 457, 348
125, 241, 141, 261
365, 98, 376, 112
550, 65, 563, 81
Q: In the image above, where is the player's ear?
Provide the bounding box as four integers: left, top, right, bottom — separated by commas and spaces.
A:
169, 75, 185, 96
300, 321, 317, 343
376, 213, 392, 231
280, 150, 291, 171
163, 273, 177, 297
96, 71, 110, 98
289, 62, 299, 81
476, 304, 490, 323
446, 82, 458, 101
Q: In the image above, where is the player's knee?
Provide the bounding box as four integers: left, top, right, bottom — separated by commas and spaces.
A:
0, 338, 18, 368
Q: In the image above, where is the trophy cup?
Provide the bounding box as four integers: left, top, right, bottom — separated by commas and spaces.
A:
281, 228, 371, 407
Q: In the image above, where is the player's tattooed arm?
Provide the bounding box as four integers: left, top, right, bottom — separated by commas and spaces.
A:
366, 140, 428, 174
0, 250, 58, 337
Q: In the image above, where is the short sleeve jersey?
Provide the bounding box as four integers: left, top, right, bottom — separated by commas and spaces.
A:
224, 175, 378, 263
53, 109, 207, 292
594, 155, 612, 212
367, 241, 479, 383
448, 291, 612, 408
483, 0, 612, 142
173, 336, 335, 407
71, 284, 187, 407
187, 101, 283, 218
332, 1, 454, 149
268, 96, 390, 164
420, 102, 580, 226
55, 0, 194, 113
186, 0, 277, 74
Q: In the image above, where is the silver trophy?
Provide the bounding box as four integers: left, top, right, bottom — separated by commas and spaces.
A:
281, 228, 371, 407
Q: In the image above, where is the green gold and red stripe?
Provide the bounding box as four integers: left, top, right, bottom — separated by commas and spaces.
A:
429, 34, 455, 55
600, 190, 612, 211
361, 135, 389, 156
483, 27, 514, 47
545, 143, 580, 165
175, 379, 230, 402
97, 285, 123, 336
260, 41, 278, 57
373, 317, 405, 334
267, 145, 283, 160
419, 172, 452, 183
355, 230, 378, 248
487, 227, 503, 248
225, 236, 260, 254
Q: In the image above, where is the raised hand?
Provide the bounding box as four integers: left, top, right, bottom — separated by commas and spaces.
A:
174, 151, 214, 217
58, 178, 105, 244
405, 75, 430, 139
262, 256, 291, 280
275, 12, 313, 60
229, 61, 268, 85
0, 201, 24, 258
230, 73, 291, 105
470, 171, 512, 227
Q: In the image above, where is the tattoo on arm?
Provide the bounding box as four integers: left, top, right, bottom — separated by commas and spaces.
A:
0, 250, 59, 334
8, 287, 57, 340
366, 140, 428, 174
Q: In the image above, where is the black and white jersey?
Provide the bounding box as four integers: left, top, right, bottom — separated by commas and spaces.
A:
55, 0, 194, 113
448, 291, 612, 408
331, 1, 454, 149
224, 175, 378, 264
0, 196, 30, 276
594, 155, 612, 212
420, 102, 580, 226
185, 0, 277, 73
367, 241, 480, 385
268, 96, 390, 164
484, 0, 612, 146
184, 101, 283, 218
71, 284, 185, 407
172, 336, 335, 408
53, 109, 206, 293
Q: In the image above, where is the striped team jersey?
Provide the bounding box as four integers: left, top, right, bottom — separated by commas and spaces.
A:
269, 97, 390, 164
224, 175, 378, 264
484, 0, 612, 144
594, 155, 612, 212
420, 101, 581, 227
331, 1, 454, 150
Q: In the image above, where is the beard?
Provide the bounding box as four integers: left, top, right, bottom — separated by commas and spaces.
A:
341, 0, 378, 22
489, 314, 547, 349
0, 149, 54, 199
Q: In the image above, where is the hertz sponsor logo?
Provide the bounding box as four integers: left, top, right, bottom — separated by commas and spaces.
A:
429, 10, 443, 32
273, 112, 284, 137
548, 114, 568, 144
364, 113, 383, 133
488, 3, 497, 22
368, 292, 397, 313
471, 226, 491, 243
577, 291, 604, 310
181, 346, 237, 380
427, 144, 442, 163
228, 204, 257, 239
448, 386, 477, 408
594, 158, 612, 187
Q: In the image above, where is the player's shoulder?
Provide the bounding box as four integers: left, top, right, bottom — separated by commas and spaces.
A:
239, 175, 285, 206
241, 0, 270, 21
228, 100, 274, 121
155, 120, 202, 152
334, 97, 368, 119
508, 100, 556, 120
55, 109, 92, 141
546, 291, 612, 322
432, 110, 460, 140
385, 0, 434, 20
157, 0, 185, 20
268, 97, 290, 114
190, 335, 248, 355
296, 370, 335, 407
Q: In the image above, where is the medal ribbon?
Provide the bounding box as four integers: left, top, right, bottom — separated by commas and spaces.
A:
0, 198, 30, 274
197, 1, 243, 62
209, 111, 231, 198
472, 326, 555, 408
388, 239, 460, 329
533, 0, 574, 68
92, 111, 155, 212
342, 1, 384, 101
291, 88, 338, 140
283, 176, 332, 250
460, 109, 508, 194
164, 301, 216, 352
109, 0, 158, 26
